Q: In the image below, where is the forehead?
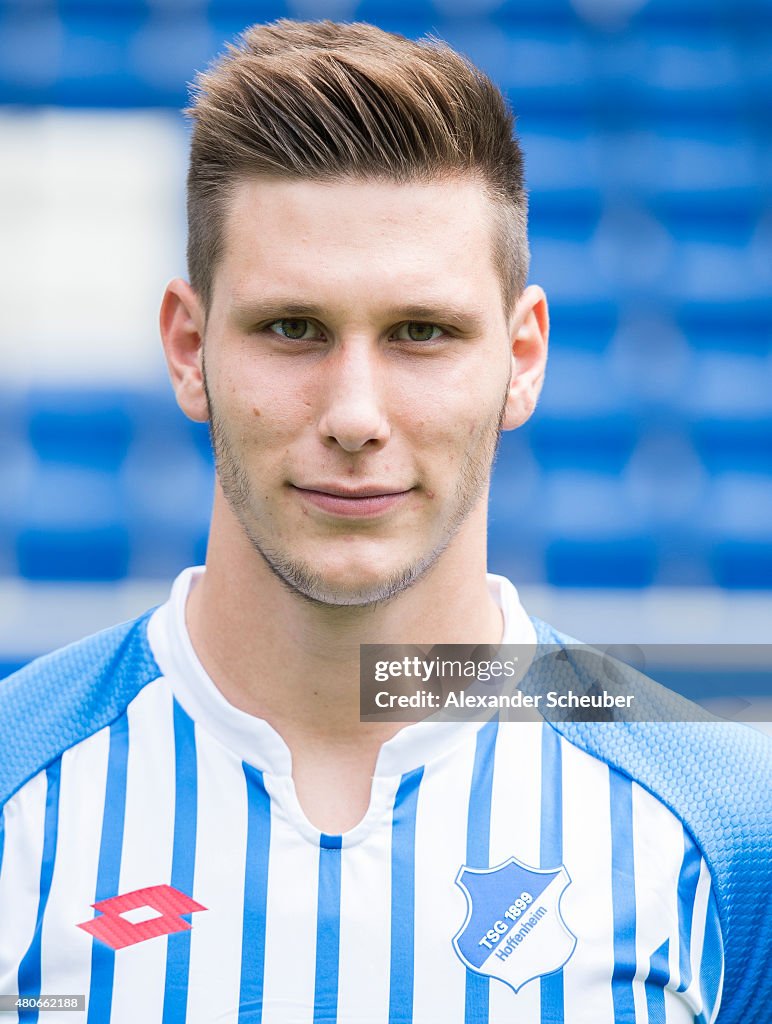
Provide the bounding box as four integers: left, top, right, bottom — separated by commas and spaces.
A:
215, 175, 505, 313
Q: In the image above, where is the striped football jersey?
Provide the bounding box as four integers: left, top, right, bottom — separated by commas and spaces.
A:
0, 567, 766, 1023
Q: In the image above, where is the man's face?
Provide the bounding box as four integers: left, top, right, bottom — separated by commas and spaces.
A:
199, 176, 532, 606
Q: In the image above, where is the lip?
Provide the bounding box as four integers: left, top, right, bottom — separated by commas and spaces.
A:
291, 484, 413, 517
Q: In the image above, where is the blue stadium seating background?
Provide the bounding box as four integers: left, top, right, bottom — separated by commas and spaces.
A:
1, 0, 770, 644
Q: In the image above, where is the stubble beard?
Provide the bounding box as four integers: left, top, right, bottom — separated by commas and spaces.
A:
203, 367, 508, 608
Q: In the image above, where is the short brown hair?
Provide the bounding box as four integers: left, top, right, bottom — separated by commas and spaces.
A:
187, 19, 528, 313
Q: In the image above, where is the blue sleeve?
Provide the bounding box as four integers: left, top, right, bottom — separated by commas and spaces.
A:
529, 617, 772, 1024
0, 611, 160, 809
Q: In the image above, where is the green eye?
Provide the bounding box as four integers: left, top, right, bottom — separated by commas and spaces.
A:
269, 319, 313, 340
396, 322, 443, 342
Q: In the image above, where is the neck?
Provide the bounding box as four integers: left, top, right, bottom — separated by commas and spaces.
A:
186, 493, 503, 747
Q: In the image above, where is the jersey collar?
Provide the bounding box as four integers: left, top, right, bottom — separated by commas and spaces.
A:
147, 566, 536, 779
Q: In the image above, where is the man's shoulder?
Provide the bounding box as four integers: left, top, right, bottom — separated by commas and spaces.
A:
529, 614, 772, 1021
528, 614, 771, 810
0, 611, 162, 808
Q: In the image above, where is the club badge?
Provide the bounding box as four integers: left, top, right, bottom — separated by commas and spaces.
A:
453, 856, 576, 993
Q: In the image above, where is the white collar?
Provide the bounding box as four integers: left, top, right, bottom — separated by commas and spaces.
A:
147, 566, 536, 778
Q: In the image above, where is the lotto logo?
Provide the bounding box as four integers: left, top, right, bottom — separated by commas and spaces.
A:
77, 884, 207, 950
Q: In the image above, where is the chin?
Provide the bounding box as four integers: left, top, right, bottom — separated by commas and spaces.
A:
288, 564, 411, 608
260, 544, 439, 608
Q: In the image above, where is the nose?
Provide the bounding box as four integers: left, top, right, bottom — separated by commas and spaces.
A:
316, 339, 390, 453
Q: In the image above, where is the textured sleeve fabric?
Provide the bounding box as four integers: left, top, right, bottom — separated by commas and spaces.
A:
529, 616, 772, 1024
0, 611, 160, 808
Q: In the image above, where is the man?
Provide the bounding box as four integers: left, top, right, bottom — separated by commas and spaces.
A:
0, 19, 769, 1024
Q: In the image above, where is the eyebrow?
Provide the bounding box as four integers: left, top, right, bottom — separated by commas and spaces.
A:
387, 305, 486, 331
230, 299, 487, 332
231, 301, 324, 324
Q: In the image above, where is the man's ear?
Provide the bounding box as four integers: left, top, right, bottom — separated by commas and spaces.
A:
159, 278, 209, 424
501, 284, 549, 431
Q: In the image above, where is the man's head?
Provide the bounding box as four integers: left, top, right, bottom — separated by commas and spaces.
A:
161, 20, 548, 609
186, 19, 529, 318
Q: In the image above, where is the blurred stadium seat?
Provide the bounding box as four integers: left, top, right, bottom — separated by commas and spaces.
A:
0, 0, 770, 669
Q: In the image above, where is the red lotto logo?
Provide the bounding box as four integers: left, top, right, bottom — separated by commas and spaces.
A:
77, 884, 207, 950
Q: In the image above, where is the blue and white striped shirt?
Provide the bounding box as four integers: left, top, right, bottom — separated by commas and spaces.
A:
0, 569, 730, 1022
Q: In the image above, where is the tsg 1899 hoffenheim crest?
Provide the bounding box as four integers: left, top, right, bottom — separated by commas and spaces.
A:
452, 857, 576, 993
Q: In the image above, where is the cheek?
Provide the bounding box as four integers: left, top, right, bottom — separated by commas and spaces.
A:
414, 374, 505, 446
217, 361, 312, 438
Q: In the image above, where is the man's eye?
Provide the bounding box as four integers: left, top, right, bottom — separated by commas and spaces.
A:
394, 322, 443, 343
267, 318, 317, 340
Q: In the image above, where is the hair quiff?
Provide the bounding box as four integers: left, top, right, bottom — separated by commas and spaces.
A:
187, 19, 529, 312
